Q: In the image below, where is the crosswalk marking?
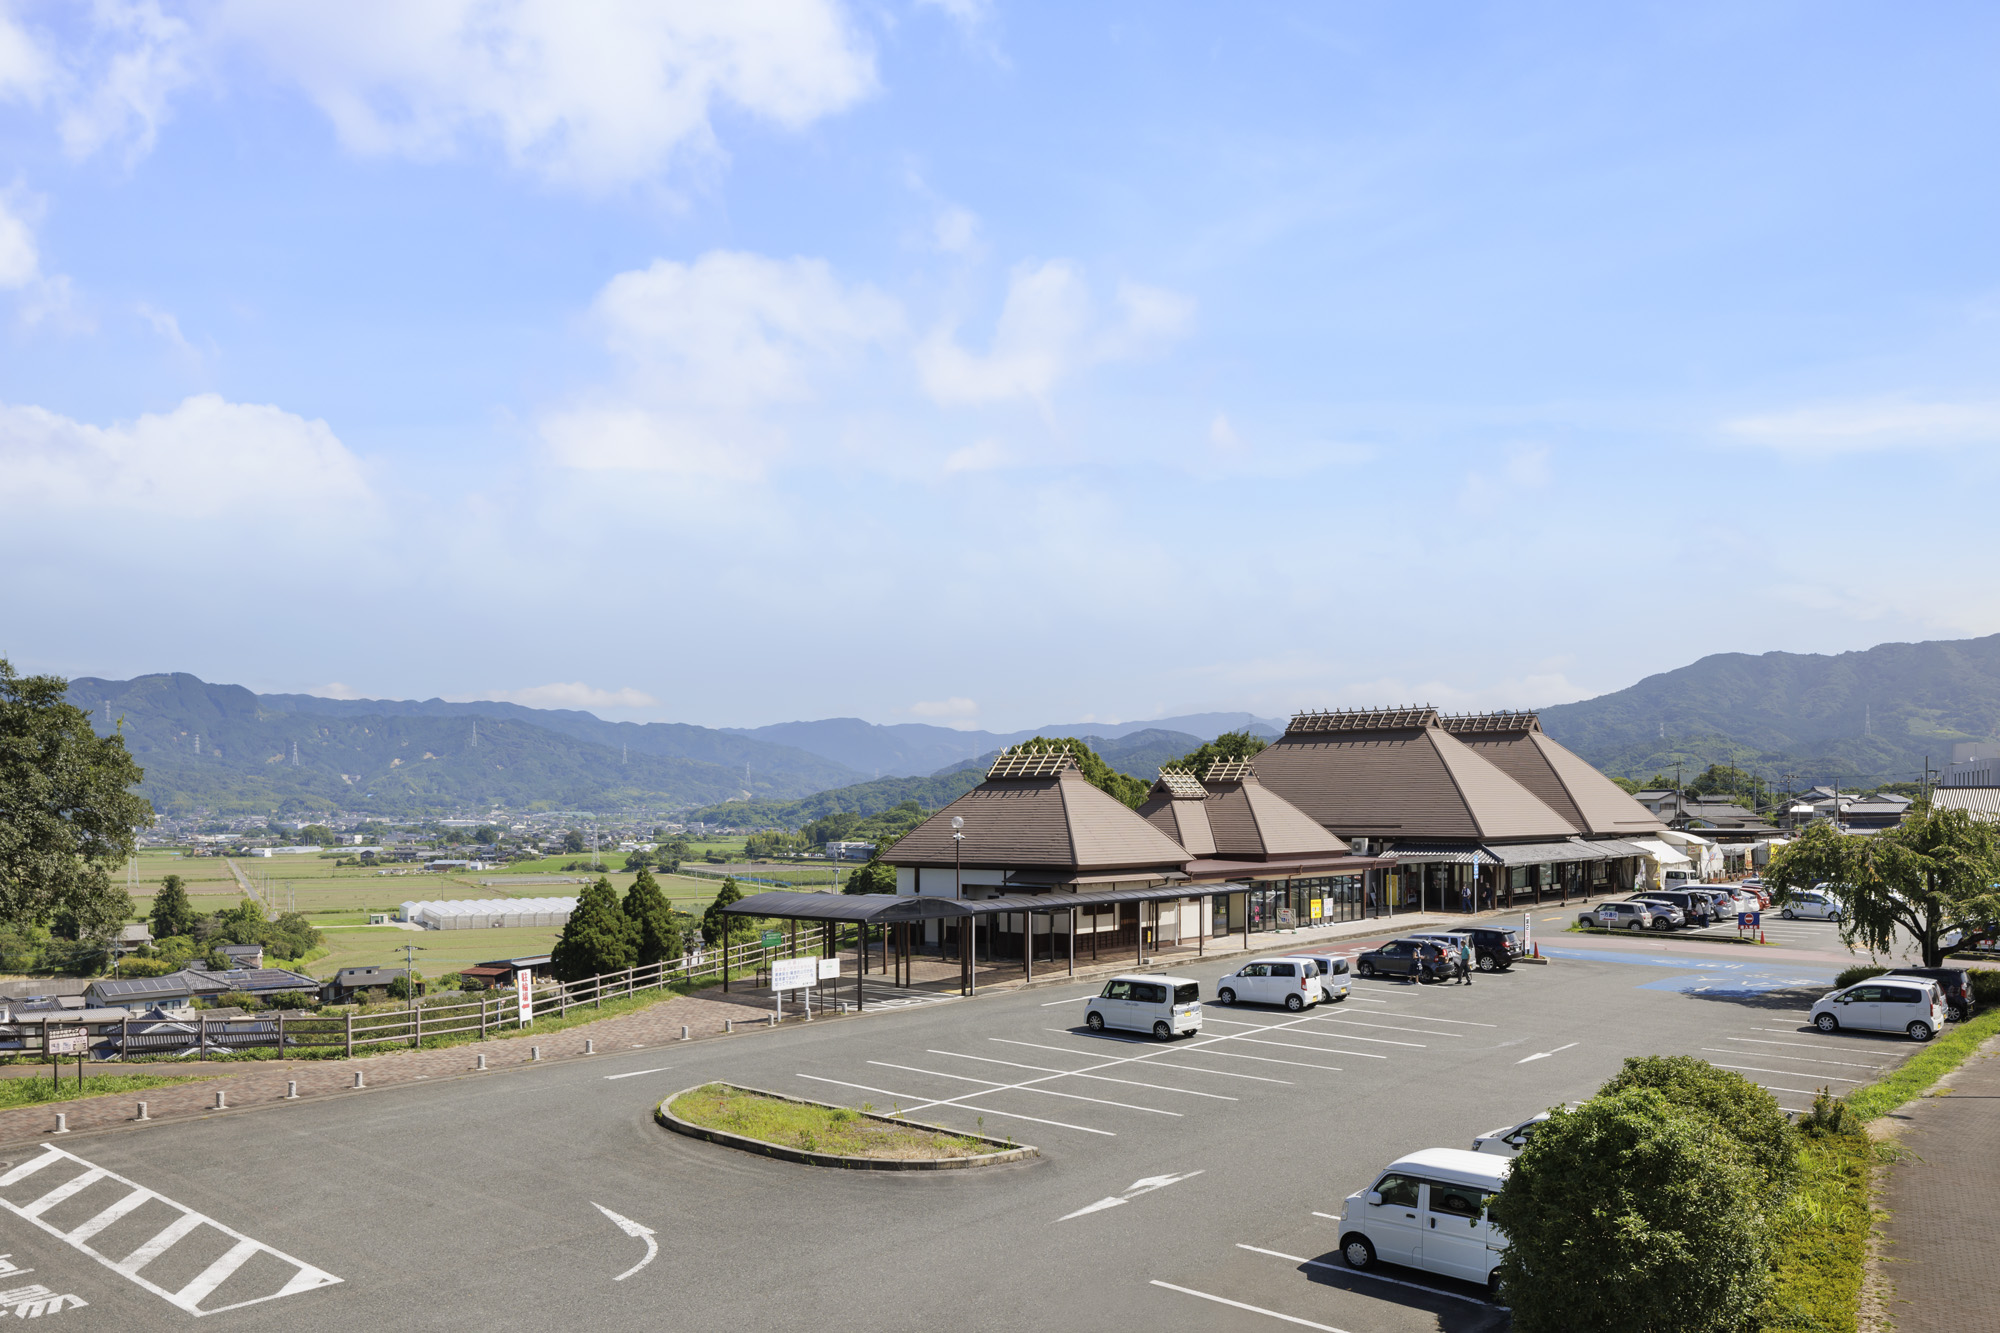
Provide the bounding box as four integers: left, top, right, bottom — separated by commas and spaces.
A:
0, 1144, 341, 1316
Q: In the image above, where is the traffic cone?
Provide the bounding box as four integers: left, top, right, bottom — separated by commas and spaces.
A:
1760, 929, 1766, 944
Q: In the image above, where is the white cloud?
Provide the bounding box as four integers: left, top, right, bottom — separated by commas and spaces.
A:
473, 682, 659, 711
915, 261, 1193, 407
211, 0, 875, 186
933, 204, 980, 256
943, 438, 1008, 472
0, 5, 51, 101
55, 0, 196, 161
545, 250, 899, 476
1725, 399, 2000, 454
916, 0, 988, 24
1209, 412, 1243, 452
0, 392, 371, 515
0, 195, 35, 289
909, 696, 979, 719
1457, 443, 1551, 514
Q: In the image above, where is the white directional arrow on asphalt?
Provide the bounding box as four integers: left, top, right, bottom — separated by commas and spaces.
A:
1057, 1170, 1204, 1222
593, 1203, 659, 1281
1517, 1042, 1578, 1065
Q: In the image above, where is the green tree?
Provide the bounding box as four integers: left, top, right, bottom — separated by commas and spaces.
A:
1596, 1055, 1797, 1203
1014, 737, 1149, 809
561, 828, 586, 854
1169, 730, 1270, 781
1765, 809, 2000, 966
622, 849, 654, 872
843, 857, 896, 895
622, 868, 682, 965
0, 661, 153, 929
702, 876, 750, 947
550, 876, 639, 981
150, 875, 196, 941
1492, 1089, 1774, 1331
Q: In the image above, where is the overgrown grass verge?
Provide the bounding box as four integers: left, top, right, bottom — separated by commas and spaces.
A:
0, 1072, 215, 1110
668, 1083, 1002, 1160
1760, 1130, 1872, 1332
1844, 1005, 2000, 1122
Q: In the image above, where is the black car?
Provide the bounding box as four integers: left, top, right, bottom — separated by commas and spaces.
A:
1446, 926, 1523, 972
1639, 890, 1717, 927
1884, 967, 1975, 1022
1355, 938, 1452, 982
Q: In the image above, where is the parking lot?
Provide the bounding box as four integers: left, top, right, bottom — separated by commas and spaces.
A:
0, 918, 1905, 1332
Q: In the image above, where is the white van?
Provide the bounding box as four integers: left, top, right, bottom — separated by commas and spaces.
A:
1215, 957, 1321, 1011
1781, 889, 1844, 922
1340, 1148, 1510, 1298
1810, 978, 1944, 1041
1085, 974, 1203, 1040
1295, 953, 1352, 1002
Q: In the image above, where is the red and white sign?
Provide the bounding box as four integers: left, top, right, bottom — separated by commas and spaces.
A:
516, 969, 534, 1026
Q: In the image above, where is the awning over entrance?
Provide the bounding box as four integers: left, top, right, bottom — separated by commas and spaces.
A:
1386, 845, 1482, 864
1476, 841, 1596, 866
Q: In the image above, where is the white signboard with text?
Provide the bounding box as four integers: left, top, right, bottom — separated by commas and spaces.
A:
516, 969, 534, 1026
817, 957, 841, 981
46, 1029, 87, 1056
771, 958, 817, 991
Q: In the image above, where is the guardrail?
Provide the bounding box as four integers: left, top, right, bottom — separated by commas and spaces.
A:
0, 923, 837, 1062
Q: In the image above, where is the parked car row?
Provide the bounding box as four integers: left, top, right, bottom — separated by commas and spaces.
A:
1578, 884, 1763, 932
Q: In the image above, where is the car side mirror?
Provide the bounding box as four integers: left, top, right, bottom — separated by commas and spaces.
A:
1365, 1191, 1383, 1206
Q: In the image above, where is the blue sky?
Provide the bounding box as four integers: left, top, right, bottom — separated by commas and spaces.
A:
4, 1, 1999, 731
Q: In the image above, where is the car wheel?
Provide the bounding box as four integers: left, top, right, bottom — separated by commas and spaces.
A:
1487, 1269, 1503, 1301
1219, 987, 1237, 1005
1153, 1020, 1172, 1041
1342, 1235, 1376, 1270
1908, 1020, 1934, 1042
1477, 954, 1498, 972
1782, 908, 1797, 920
1357, 962, 1376, 978
1815, 1013, 1839, 1033
1579, 914, 1593, 928
1653, 920, 1673, 932
1628, 921, 1643, 932
1950, 1004, 1969, 1023
1829, 911, 1843, 923
1086, 1011, 1105, 1032
1285, 993, 1305, 1012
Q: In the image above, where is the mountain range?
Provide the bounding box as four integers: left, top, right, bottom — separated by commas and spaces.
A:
720, 713, 1282, 777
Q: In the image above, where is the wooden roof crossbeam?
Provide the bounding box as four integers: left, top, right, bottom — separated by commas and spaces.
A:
1153, 767, 1208, 798
986, 745, 1080, 779
1201, 758, 1256, 782
1286, 706, 1439, 734
1438, 711, 1542, 734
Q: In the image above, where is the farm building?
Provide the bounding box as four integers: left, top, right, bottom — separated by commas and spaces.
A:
398, 898, 578, 929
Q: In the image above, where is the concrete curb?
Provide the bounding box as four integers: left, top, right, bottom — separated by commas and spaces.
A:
657, 1083, 1038, 1171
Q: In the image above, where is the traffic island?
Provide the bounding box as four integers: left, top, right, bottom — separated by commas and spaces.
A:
658, 1082, 1037, 1171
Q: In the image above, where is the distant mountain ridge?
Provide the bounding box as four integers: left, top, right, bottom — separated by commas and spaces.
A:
723, 712, 1282, 776
1540, 633, 2000, 785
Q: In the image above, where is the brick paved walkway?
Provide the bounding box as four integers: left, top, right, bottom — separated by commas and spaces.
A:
1872, 1032, 2000, 1333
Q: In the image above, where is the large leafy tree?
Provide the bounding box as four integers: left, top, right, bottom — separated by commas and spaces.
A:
1766, 808, 2000, 966
622, 868, 682, 966
1596, 1055, 1798, 1204
549, 876, 637, 981
1492, 1088, 1774, 1332
0, 661, 153, 931
842, 856, 896, 895
701, 876, 751, 947
1169, 730, 1270, 781
150, 874, 196, 939
1014, 737, 1149, 808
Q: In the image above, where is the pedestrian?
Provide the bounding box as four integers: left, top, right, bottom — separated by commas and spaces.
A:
1417, 945, 1437, 986
1458, 937, 1473, 985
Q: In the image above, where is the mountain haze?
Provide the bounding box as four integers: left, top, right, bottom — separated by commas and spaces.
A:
724, 712, 1282, 776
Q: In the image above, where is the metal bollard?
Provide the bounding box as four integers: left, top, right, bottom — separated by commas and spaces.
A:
214, 1091, 226, 1110
725, 1019, 734, 1034
839, 1001, 849, 1014
353, 1071, 365, 1089
767, 1013, 775, 1027
532, 1046, 541, 1061
681, 1025, 690, 1041
54, 1114, 67, 1134
585, 1039, 594, 1055
136, 1101, 149, 1121
476, 1053, 487, 1070
286, 1081, 298, 1100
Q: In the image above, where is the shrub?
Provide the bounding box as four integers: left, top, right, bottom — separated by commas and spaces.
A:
1834, 964, 1886, 989
1796, 1086, 1857, 1140
1970, 969, 2000, 1007
1492, 1089, 1773, 1332
1597, 1054, 1798, 1202
112, 957, 176, 978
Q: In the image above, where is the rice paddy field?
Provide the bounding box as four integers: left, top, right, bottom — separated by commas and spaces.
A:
118, 851, 816, 980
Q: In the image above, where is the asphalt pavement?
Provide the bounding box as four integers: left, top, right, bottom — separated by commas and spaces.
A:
0, 912, 1905, 1332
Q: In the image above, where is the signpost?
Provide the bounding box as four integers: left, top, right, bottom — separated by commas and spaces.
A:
516, 969, 535, 1027
46, 1026, 86, 1092
771, 957, 815, 1021
761, 930, 782, 951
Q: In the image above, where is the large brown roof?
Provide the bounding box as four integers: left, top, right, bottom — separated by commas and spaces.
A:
1439, 715, 1666, 836
1201, 773, 1349, 859
1137, 776, 1218, 856
1254, 716, 1578, 841
886, 768, 1193, 872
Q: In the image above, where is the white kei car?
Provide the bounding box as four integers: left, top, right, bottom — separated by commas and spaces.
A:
1780, 890, 1844, 922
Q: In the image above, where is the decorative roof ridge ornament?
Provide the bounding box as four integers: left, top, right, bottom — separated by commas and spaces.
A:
1201, 758, 1257, 783
1437, 711, 1542, 734
986, 743, 1080, 779
1284, 705, 1440, 734
1152, 767, 1208, 798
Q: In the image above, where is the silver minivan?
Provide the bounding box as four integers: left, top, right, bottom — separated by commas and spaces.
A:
1340, 1148, 1510, 1298
1085, 974, 1203, 1040
1296, 953, 1352, 1002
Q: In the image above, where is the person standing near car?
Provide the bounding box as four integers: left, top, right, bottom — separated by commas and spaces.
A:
1457, 936, 1473, 985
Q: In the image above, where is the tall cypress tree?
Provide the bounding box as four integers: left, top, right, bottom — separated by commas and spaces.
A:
622, 868, 682, 966
550, 876, 638, 981
701, 876, 745, 947
150, 874, 196, 939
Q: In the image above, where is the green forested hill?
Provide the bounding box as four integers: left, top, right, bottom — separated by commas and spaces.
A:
683, 770, 986, 829
1539, 633, 2000, 785
68, 673, 847, 817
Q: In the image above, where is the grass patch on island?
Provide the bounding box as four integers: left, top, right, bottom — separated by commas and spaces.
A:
0, 1071, 216, 1110
668, 1083, 1009, 1160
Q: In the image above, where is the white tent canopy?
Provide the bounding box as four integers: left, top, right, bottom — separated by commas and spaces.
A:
399, 898, 578, 930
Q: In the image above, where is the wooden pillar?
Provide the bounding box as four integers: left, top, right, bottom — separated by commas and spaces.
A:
856, 922, 865, 1013
1136, 902, 1144, 966
1068, 908, 1076, 976
1242, 891, 1250, 951
1024, 913, 1034, 983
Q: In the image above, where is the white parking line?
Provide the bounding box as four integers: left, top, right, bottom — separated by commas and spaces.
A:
1040, 1027, 1356, 1069
602, 1067, 673, 1080
929, 1050, 1239, 1099
1709, 1063, 1865, 1084
1040, 995, 1094, 1006
992, 1039, 1294, 1083
1149, 1280, 1353, 1332
1237, 1243, 1497, 1308
1307, 1016, 1466, 1038
1345, 1011, 1498, 1027
1702, 1047, 1885, 1071
1205, 1017, 1422, 1050
866, 1061, 1184, 1116
1756, 1084, 1828, 1097
1728, 1037, 1890, 1063
793, 1074, 1115, 1136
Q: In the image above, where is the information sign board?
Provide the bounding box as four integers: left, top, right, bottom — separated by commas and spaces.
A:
761, 930, 782, 950
817, 957, 842, 981
516, 969, 534, 1026
46, 1029, 87, 1056
771, 957, 817, 991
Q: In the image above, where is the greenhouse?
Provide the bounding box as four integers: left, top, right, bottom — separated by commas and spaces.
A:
398, 898, 579, 930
